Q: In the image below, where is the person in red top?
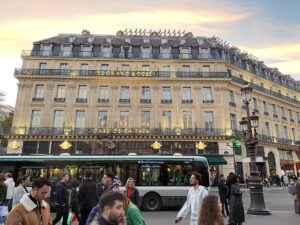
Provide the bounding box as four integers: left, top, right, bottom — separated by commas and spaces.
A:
124, 178, 139, 206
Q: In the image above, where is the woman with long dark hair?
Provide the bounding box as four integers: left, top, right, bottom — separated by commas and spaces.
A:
198, 194, 226, 225
229, 174, 245, 225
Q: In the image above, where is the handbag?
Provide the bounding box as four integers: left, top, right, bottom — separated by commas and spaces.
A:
60, 212, 75, 225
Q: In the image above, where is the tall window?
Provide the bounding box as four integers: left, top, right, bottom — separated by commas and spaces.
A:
202, 65, 210, 73
292, 128, 296, 142
297, 112, 300, 123
80, 64, 88, 75
34, 85, 44, 98
30, 110, 41, 127
142, 87, 150, 99
203, 87, 212, 101
82, 46, 91, 57
272, 104, 277, 115
75, 111, 85, 128
284, 126, 288, 139
142, 65, 150, 72
56, 85, 66, 98
162, 65, 170, 77
182, 65, 190, 76
263, 101, 268, 113
39, 63, 47, 70
77, 86, 87, 100
253, 98, 258, 111
181, 48, 189, 59
121, 86, 130, 99
98, 111, 108, 128
230, 114, 237, 131
162, 111, 171, 130
289, 109, 294, 121
204, 112, 214, 130
101, 64, 110, 71
141, 111, 150, 128
122, 64, 130, 71
265, 122, 270, 137
162, 87, 171, 100
120, 111, 129, 128
60, 63, 68, 70
183, 111, 192, 129
228, 90, 235, 103
53, 110, 63, 128
281, 107, 286, 118
99, 86, 109, 100
62, 45, 72, 57
141, 48, 151, 58
275, 124, 280, 139
42, 45, 51, 56
182, 87, 191, 101
201, 49, 209, 58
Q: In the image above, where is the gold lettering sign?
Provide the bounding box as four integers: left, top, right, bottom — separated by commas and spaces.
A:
96, 70, 152, 77
93, 128, 150, 134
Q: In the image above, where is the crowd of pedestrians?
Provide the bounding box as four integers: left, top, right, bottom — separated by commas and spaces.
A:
0, 169, 299, 225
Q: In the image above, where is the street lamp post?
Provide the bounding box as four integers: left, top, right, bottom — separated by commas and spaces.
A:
240, 82, 270, 215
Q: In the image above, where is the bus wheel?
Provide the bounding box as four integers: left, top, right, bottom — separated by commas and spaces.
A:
143, 193, 161, 211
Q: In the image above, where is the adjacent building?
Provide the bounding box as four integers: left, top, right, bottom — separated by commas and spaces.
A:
4, 30, 300, 177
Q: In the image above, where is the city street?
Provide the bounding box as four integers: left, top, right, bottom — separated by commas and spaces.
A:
51, 187, 299, 225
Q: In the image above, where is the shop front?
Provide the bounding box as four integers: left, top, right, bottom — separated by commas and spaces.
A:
278, 149, 296, 175
296, 151, 300, 176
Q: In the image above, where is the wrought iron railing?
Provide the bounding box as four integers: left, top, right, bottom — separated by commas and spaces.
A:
14, 69, 230, 79
231, 76, 300, 105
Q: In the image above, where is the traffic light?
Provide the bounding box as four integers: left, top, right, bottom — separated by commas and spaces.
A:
235, 140, 241, 147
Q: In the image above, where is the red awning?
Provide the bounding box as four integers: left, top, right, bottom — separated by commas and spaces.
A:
296, 150, 300, 155
296, 163, 300, 171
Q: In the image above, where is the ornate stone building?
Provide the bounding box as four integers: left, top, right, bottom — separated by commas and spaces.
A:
4, 30, 300, 177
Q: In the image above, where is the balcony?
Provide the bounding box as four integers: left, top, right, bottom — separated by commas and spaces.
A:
229, 102, 236, 107
273, 114, 278, 118
119, 99, 130, 103
76, 98, 87, 103
203, 99, 214, 103
98, 98, 109, 103
182, 99, 193, 104
161, 99, 172, 104
14, 68, 230, 79
282, 117, 287, 121
32, 97, 44, 102
54, 97, 65, 102
264, 112, 269, 116
140, 99, 151, 103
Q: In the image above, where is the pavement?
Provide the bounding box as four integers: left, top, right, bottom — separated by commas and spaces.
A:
50, 187, 299, 225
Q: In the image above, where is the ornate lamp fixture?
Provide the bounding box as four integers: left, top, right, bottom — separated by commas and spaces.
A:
175, 127, 181, 135
151, 141, 162, 150
9, 141, 20, 150
60, 141, 72, 150
196, 141, 206, 150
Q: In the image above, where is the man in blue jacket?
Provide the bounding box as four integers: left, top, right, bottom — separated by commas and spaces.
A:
53, 173, 70, 225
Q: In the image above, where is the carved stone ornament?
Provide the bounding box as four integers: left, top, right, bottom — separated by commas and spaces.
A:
18, 82, 26, 88
193, 86, 202, 91
172, 86, 180, 91
132, 86, 139, 90
67, 83, 76, 89
90, 85, 97, 89
153, 86, 160, 90
111, 85, 119, 90
214, 86, 228, 92
24, 83, 33, 88
46, 83, 54, 90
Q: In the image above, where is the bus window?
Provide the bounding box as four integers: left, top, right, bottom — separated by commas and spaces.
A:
139, 165, 160, 186
167, 164, 192, 186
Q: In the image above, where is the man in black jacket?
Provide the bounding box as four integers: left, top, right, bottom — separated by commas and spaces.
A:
53, 173, 70, 225
78, 170, 98, 225
218, 174, 229, 217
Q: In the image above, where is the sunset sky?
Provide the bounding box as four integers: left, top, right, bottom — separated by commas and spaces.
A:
1, 0, 300, 106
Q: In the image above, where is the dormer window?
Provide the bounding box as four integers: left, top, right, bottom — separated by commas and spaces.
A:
68, 36, 75, 42
161, 38, 167, 44
106, 38, 112, 43
125, 38, 131, 43
42, 45, 51, 56
62, 45, 72, 57
143, 38, 150, 44
87, 37, 93, 43
180, 39, 186, 45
